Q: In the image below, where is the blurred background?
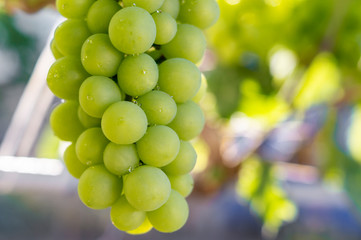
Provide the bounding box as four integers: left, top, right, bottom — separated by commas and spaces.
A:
1, 0, 361, 239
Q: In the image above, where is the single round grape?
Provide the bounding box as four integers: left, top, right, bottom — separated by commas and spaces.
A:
109, 7, 156, 54
81, 34, 123, 77
122, 0, 164, 13
124, 165, 171, 211
168, 101, 205, 140
79, 76, 122, 118
117, 54, 158, 97
192, 73, 207, 102
160, 0, 180, 19
162, 141, 196, 175
137, 90, 177, 125
110, 196, 146, 231
103, 143, 140, 176
178, 0, 220, 29
63, 143, 88, 179
50, 101, 84, 142
147, 190, 189, 233
126, 217, 153, 235
152, 11, 177, 45
168, 174, 194, 197
77, 106, 101, 128
87, 0, 121, 34
56, 0, 95, 19
161, 24, 206, 64
158, 58, 201, 103
50, 39, 63, 60
101, 101, 148, 144
136, 125, 180, 167
54, 19, 91, 56
78, 165, 123, 209
47, 56, 89, 100
76, 127, 109, 166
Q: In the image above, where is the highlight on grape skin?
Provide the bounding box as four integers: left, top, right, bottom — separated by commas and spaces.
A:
46, 0, 220, 235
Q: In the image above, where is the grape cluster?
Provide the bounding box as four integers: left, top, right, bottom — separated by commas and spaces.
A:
47, 0, 219, 234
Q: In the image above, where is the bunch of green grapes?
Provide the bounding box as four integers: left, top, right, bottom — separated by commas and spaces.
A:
47, 0, 219, 234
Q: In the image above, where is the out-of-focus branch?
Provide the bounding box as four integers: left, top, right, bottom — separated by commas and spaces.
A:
3, 0, 55, 14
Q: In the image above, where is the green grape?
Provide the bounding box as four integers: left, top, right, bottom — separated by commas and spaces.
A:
108, 7, 156, 54
50, 39, 63, 60
158, 58, 201, 103
87, 0, 122, 34
168, 101, 205, 140
101, 101, 148, 144
192, 73, 207, 102
77, 106, 101, 128
56, 0, 95, 19
122, 0, 164, 13
117, 53, 158, 97
124, 165, 171, 211
162, 140, 196, 175
81, 34, 123, 77
152, 11, 177, 45
168, 174, 194, 197
126, 217, 153, 235
160, 0, 180, 19
63, 143, 88, 179
79, 76, 122, 118
147, 190, 189, 233
178, 0, 220, 29
103, 143, 140, 176
137, 90, 177, 125
136, 125, 180, 167
161, 24, 206, 64
54, 19, 91, 56
146, 47, 163, 61
50, 101, 84, 142
76, 127, 109, 166
110, 196, 146, 231
78, 165, 123, 209
47, 56, 89, 100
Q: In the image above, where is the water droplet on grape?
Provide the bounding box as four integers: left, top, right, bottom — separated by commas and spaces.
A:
86, 161, 92, 165
89, 40, 93, 44
142, 70, 147, 74
128, 167, 133, 172
86, 95, 94, 101
156, 10, 160, 13
132, 3, 136, 6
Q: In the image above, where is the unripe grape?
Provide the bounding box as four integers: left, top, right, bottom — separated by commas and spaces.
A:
178, 0, 220, 29
160, 0, 180, 19
168, 100, 205, 140
124, 165, 171, 211
81, 34, 123, 77
101, 101, 148, 144
147, 190, 189, 233
50, 101, 84, 142
79, 76, 122, 118
78, 165, 123, 209
75, 127, 109, 166
109, 7, 156, 54
161, 24, 206, 64
87, 0, 122, 34
122, 0, 165, 13
54, 19, 91, 56
56, 0, 95, 19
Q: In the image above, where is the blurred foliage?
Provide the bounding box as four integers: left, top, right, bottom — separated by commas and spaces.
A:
204, 0, 361, 235
0, 12, 37, 84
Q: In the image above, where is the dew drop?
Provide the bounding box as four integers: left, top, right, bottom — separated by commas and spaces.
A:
86, 161, 92, 165
156, 10, 160, 13
142, 70, 147, 74
128, 166, 133, 172
86, 95, 94, 101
